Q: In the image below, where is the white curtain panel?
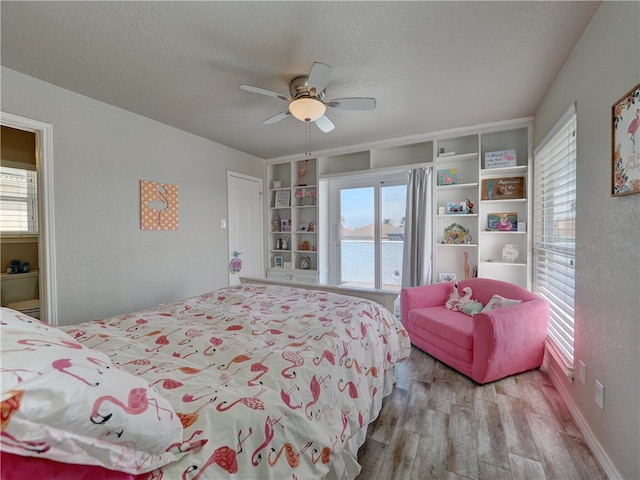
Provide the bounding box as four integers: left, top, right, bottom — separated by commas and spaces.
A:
402, 167, 433, 287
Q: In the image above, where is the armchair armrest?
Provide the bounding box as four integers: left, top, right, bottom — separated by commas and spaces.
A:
472, 298, 549, 383
400, 283, 454, 326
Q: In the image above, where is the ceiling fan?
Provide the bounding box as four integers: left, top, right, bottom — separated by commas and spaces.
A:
240, 62, 376, 133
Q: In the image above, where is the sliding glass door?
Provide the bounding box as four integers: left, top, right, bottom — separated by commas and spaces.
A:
329, 173, 407, 291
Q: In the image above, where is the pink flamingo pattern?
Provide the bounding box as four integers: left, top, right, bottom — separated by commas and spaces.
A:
90, 387, 175, 424
2, 283, 410, 479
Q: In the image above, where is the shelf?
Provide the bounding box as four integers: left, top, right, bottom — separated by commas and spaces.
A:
481, 165, 527, 176
480, 261, 526, 267
437, 243, 477, 248
436, 183, 479, 190
293, 250, 317, 254
436, 152, 479, 163
481, 230, 527, 235
438, 213, 478, 218
481, 198, 527, 204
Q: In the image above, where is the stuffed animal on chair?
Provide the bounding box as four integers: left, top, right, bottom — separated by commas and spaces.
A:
446, 284, 471, 311
446, 286, 483, 315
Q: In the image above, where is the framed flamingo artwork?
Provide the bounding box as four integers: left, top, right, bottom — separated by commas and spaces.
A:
140, 180, 179, 230
612, 82, 640, 196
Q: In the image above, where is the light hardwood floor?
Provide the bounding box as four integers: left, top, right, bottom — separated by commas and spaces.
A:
357, 346, 607, 480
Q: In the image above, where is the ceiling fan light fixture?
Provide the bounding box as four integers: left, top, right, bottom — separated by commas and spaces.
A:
289, 97, 326, 122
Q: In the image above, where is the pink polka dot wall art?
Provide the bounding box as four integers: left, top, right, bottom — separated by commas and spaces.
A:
140, 180, 179, 230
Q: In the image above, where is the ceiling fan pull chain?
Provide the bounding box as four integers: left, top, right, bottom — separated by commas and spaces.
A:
305, 120, 312, 157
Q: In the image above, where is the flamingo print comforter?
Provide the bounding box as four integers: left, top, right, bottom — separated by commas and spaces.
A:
64, 283, 411, 479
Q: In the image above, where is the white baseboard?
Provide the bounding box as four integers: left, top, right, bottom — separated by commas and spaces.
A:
543, 356, 623, 480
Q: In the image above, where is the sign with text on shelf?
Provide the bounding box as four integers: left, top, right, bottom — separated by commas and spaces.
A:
481, 177, 525, 200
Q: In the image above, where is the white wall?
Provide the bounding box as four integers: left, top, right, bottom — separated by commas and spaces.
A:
1, 67, 264, 326
533, 3, 640, 478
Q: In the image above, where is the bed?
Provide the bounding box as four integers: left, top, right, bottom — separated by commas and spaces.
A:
1, 283, 411, 479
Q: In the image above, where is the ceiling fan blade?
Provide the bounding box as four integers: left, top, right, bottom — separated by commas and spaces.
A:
307, 62, 332, 95
262, 111, 291, 125
314, 115, 335, 133
240, 84, 291, 102
326, 97, 376, 110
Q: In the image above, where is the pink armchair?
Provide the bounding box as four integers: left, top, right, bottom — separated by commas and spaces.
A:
400, 278, 549, 384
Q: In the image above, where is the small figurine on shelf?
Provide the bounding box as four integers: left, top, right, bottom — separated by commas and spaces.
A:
307, 190, 317, 205
272, 213, 281, 232
295, 189, 306, 206
465, 198, 475, 214
463, 251, 471, 278
298, 159, 308, 177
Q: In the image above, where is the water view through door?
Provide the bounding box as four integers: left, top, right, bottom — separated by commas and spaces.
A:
338, 181, 406, 292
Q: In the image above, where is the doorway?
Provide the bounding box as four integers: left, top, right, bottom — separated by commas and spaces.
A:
227, 171, 263, 286
1, 112, 56, 324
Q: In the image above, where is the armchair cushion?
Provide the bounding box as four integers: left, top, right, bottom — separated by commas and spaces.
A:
408, 307, 473, 362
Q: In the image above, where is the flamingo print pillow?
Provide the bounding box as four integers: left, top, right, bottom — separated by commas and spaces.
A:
480, 294, 523, 312
0, 309, 183, 474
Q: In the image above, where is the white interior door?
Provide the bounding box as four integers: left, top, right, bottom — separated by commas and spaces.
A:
227, 171, 263, 286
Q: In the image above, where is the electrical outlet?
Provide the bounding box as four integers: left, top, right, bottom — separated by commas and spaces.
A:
595, 380, 605, 410
578, 360, 586, 385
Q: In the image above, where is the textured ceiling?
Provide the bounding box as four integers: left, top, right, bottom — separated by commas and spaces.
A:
1, 1, 601, 160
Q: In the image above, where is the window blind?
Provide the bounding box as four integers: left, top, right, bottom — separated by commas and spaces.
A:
533, 106, 576, 365
0, 166, 38, 234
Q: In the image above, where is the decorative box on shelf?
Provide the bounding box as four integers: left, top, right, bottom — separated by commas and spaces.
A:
481, 177, 525, 200
485, 149, 517, 169
446, 201, 467, 215
502, 244, 520, 263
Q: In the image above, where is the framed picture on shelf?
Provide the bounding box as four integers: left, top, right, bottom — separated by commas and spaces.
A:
612, 82, 640, 196
274, 190, 290, 208
481, 177, 525, 200
484, 149, 517, 169
487, 212, 518, 231
274, 256, 283, 268
447, 201, 467, 215
438, 168, 458, 185
280, 219, 291, 232
438, 273, 457, 283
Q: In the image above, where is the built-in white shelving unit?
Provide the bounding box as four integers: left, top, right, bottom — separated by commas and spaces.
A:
264, 119, 532, 289
266, 158, 323, 283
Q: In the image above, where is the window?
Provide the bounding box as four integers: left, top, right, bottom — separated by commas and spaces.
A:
533, 105, 576, 366
328, 172, 407, 291
0, 166, 38, 234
